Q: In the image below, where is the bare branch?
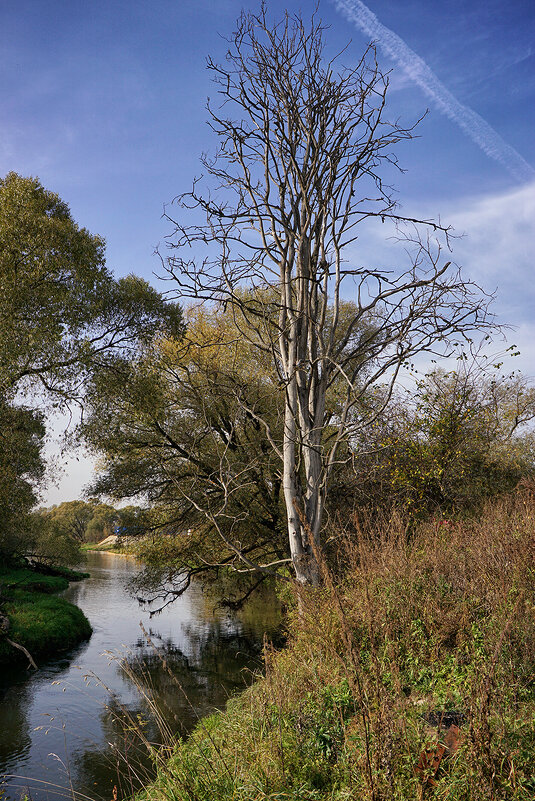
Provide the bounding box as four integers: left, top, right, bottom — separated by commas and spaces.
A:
156, 9, 495, 586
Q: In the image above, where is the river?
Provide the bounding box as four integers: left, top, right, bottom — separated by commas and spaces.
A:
0, 551, 281, 801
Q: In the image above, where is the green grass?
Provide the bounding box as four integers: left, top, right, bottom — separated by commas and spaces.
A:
0, 565, 69, 593
44, 563, 90, 581
81, 541, 131, 554
0, 564, 89, 593
0, 565, 92, 668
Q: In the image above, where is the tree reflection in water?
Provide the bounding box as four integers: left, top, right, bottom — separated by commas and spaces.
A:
0, 553, 282, 801
68, 621, 279, 800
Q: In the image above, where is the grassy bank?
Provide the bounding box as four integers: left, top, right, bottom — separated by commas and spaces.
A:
137, 491, 534, 801
0, 564, 92, 668
81, 541, 113, 551
82, 540, 132, 554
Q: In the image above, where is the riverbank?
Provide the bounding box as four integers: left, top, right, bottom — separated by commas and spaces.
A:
82, 538, 132, 554
0, 551, 281, 801
137, 493, 535, 801
0, 563, 92, 669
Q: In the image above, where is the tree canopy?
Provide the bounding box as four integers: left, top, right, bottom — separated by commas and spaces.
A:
0, 399, 45, 560
82, 304, 289, 603
0, 172, 183, 405
0, 172, 183, 562
349, 363, 535, 518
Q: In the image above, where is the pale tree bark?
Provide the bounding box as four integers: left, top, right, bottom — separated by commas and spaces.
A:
161, 7, 494, 585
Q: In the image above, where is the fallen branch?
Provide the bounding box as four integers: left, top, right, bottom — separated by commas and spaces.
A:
6, 638, 38, 670
1, 596, 38, 669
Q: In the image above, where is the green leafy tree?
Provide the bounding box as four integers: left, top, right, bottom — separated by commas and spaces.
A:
84, 503, 118, 542
0, 399, 45, 560
40, 501, 97, 543
0, 172, 183, 561
0, 400, 81, 565
37, 500, 148, 546
0, 172, 183, 404
39, 499, 117, 543
348, 365, 535, 518
82, 304, 289, 603
26, 511, 82, 566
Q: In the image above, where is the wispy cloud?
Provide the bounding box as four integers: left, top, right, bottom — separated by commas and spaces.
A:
445, 181, 535, 319
333, 0, 535, 184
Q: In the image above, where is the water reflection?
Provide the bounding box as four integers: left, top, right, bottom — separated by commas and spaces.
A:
119, 626, 265, 733
0, 551, 280, 801
0, 677, 33, 768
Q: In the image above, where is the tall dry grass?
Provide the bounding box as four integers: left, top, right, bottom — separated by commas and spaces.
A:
132, 490, 535, 800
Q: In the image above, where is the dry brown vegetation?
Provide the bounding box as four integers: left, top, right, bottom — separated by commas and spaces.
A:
136, 488, 534, 800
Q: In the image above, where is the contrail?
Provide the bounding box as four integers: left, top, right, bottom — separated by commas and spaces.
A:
333, 0, 535, 183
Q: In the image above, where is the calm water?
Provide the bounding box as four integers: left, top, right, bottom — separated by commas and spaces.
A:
0, 551, 280, 801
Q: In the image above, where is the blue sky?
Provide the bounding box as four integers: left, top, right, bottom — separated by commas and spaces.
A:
2, 0, 534, 503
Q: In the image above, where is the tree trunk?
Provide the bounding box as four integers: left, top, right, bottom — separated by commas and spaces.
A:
281, 318, 321, 585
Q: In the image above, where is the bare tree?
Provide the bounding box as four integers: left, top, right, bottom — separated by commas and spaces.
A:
161, 8, 493, 585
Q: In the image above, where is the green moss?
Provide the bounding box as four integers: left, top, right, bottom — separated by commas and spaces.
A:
45, 564, 90, 581
0, 566, 69, 594
0, 565, 92, 668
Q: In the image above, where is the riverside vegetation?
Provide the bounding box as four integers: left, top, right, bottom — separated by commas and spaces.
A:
0, 499, 145, 670
0, 562, 91, 668
0, 170, 183, 666
133, 490, 534, 801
